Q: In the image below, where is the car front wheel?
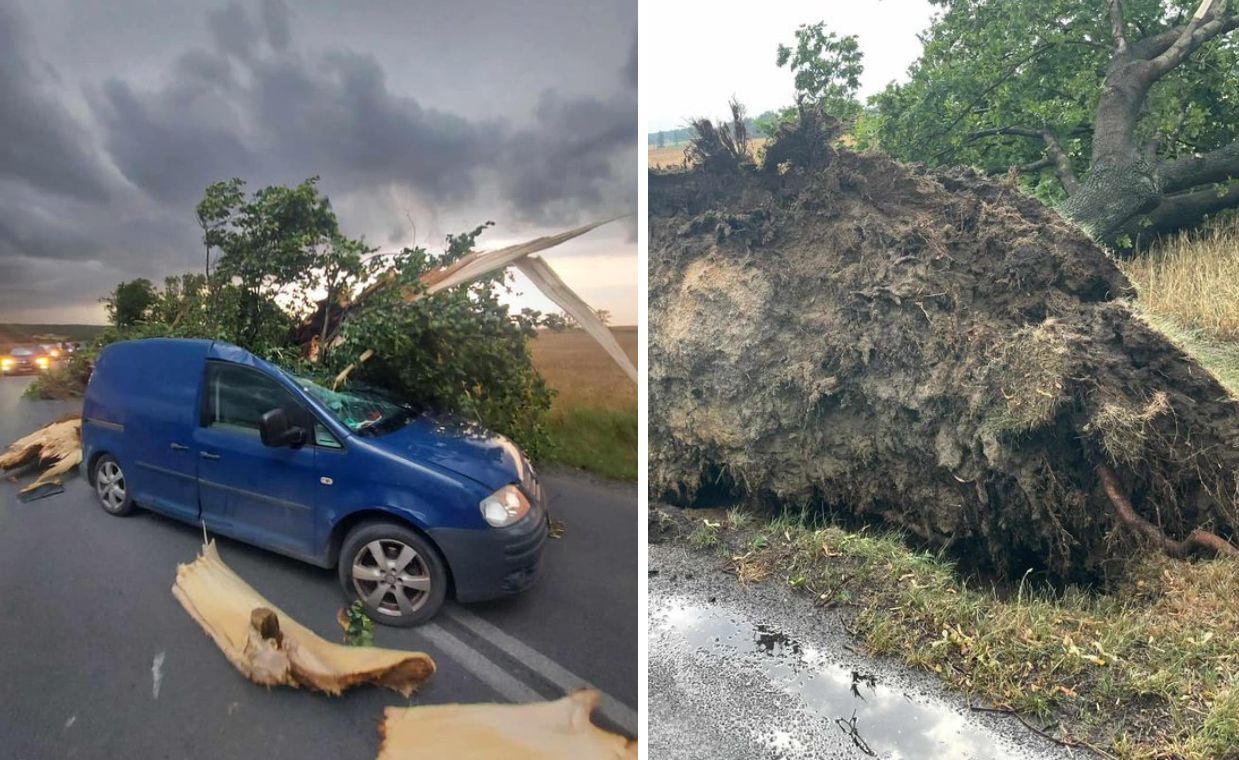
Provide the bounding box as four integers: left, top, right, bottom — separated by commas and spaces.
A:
93, 455, 134, 516
338, 522, 448, 627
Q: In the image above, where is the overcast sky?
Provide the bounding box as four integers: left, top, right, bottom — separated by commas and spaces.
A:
645, 0, 935, 132
0, 0, 637, 325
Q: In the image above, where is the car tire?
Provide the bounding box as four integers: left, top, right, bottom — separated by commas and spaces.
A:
93, 455, 134, 516
338, 522, 448, 627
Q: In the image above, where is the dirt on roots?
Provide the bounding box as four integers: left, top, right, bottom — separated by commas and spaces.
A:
649, 128, 1239, 583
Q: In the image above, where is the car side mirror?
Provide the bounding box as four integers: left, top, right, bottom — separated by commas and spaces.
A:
259, 408, 306, 448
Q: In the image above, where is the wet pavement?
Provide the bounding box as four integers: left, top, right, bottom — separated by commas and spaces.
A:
649, 543, 1071, 759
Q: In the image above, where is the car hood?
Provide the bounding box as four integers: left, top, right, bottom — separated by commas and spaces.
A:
368, 413, 528, 492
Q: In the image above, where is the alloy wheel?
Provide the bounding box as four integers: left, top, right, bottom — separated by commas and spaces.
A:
96, 461, 127, 513
350, 539, 432, 618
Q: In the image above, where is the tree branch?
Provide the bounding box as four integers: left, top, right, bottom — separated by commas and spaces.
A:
1147, 0, 1236, 79
1160, 138, 1239, 194
1040, 130, 1080, 194
1109, 0, 1129, 56
963, 127, 1079, 193
1123, 181, 1239, 240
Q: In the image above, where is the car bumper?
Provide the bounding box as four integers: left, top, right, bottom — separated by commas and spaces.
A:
429, 501, 549, 603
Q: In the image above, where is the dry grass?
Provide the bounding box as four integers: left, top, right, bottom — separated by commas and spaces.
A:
530, 326, 636, 411
530, 326, 637, 479
648, 138, 768, 169
1125, 220, 1239, 342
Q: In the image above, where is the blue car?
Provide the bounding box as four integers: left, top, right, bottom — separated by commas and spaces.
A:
81, 338, 547, 626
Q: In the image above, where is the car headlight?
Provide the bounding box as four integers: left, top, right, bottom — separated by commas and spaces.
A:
35, 357, 50, 368
479, 484, 531, 528
0, 358, 12, 370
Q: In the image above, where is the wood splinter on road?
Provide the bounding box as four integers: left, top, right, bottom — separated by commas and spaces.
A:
377, 690, 637, 760
172, 540, 436, 696
0, 415, 82, 495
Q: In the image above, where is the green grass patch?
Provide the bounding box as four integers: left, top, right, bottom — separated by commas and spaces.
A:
541, 405, 637, 481
670, 508, 1239, 758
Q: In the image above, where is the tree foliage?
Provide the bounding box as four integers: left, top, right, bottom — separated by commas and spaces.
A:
776, 22, 865, 120
35, 179, 556, 456
866, 0, 1239, 243
103, 278, 157, 328
326, 223, 554, 459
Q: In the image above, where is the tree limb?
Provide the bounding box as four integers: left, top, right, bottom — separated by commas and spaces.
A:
1147, 0, 1236, 79
1139, 181, 1239, 236
964, 127, 1079, 193
1109, 0, 1129, 56
1160, 138, 1239, 194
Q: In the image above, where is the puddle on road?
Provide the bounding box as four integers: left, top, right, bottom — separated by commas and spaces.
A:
652, 596, 1034, 760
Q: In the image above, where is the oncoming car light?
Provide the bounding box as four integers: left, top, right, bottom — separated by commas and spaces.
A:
35, 356, 50, 369
0, 358, 12, 371
479, 485, 531, 528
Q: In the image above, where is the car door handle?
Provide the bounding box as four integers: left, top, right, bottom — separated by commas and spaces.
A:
170, 443, 189, 452
200, 451, 221, 461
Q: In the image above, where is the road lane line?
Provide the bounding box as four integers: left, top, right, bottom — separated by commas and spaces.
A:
419, 622, 543, 704
445, 605, 637, 736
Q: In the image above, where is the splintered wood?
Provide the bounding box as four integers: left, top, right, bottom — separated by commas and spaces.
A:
0, 416, 82, 494
377, 690, 637, 760
172, 540, 435, 696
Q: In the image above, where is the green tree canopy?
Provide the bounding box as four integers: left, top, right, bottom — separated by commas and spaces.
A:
103, 278, 157, 328
776, 22, 865, 120
867, 0, 1239, 244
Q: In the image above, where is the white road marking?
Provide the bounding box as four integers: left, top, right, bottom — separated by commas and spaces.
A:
445, 605, 637, 736
151, 651, 165, 699
419, 623, 543, 704
64, 715, 76, 729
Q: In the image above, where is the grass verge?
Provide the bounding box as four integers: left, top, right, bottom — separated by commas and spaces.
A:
654, 506, 1239, 759
543, 405, 637, 480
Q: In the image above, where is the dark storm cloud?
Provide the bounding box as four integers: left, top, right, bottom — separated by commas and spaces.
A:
0, 0, 635, 321
0, 4, 112, 203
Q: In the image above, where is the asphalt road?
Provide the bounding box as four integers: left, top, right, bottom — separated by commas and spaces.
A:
650, 542, 1069, 760
0, 375, 637, 759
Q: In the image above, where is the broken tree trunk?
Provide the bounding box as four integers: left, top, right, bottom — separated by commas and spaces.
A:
0, 416, 82, 495
377, 690, 637, 760
293, 219, 637, 385
172, 540, 435, 696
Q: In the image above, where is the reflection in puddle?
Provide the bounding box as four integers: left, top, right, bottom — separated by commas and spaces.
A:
652, 596, 1033, 759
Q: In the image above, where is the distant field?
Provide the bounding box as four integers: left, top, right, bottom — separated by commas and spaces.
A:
648, 138, 768, 169
0, 324, 106, 345
530, 326, 638, 480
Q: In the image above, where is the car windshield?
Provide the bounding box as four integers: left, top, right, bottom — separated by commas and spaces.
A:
283, 371, 415, 437
10, 346, 34, 356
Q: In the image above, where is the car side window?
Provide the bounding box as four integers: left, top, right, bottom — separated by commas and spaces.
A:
203, 362, 304, 434
315, 422, 343, 449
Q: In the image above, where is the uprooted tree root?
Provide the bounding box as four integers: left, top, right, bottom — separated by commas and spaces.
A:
1098, 465, 1239, 560
650, 110, 1239, 582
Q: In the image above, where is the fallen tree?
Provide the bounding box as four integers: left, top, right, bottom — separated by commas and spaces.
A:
650, 111, 1239, 582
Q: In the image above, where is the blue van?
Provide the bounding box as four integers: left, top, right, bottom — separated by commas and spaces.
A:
80, 338, 547, 626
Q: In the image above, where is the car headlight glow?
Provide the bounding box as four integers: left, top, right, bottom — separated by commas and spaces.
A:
35, 356, 50, 368
479, 484, 531, 528
0, 358, 12, 369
